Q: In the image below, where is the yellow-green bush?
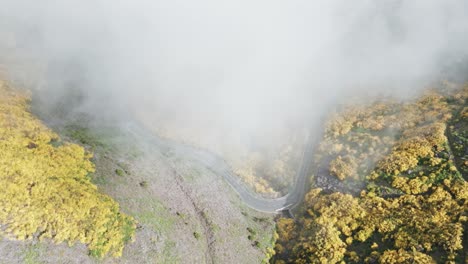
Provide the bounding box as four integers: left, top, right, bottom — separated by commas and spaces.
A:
273, 83, 468, 264
378, 122, 447, 175
0, 81, 135, 257
379, 249, 435, 264
329, 155, 358, 180
318, 88, 455, 181
275, 182, 467, 263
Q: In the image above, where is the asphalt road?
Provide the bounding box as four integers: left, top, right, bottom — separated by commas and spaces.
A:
124, 121, 317, 214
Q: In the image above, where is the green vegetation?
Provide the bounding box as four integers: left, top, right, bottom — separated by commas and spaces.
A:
0, 81, 136, 258
62, 119, 142, 161
22, 243, 43, 264
447, 104, 468, 177
115, 168, 125, 177
155, 240, 180, 264
247, 227, 257, 236
122, 197, 175, 233
64, 124, 108, 149
273, 82, 468, 263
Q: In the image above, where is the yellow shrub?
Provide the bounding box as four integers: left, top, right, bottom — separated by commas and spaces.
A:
379, 249, 435, 264
274, 85, 468, 263
329, 155, 358, 180
0, 81, 135, 257
378, 122, 447, 175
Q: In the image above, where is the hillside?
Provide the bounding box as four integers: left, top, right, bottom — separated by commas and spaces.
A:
0, 80, 136, 258
138, 113, 307, 198
273, 82, 468, 263
2, 75, 467, 263
0, 78, 276, 263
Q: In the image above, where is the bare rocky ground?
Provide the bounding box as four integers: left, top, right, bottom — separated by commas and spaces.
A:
0, 116, 276, 264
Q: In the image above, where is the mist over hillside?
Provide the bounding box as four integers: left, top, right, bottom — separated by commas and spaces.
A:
1, 0, 468, 149
1, 1, 468, 263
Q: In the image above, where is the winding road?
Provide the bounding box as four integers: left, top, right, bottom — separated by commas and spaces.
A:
124, 121, 318, 214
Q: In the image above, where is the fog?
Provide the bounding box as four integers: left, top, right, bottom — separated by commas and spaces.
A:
1, 0, 468, 152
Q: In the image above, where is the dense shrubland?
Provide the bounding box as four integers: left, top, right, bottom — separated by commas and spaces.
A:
318, 88, 454, 182
273, 82, 468, 263
0, 80, 136, 257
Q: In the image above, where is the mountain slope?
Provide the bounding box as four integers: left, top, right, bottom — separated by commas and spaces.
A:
273, 83, 468, 264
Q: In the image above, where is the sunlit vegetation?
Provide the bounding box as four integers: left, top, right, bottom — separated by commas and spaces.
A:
273, 82, 468, 263
317, 88, 455, 182
0, 80, 136, 257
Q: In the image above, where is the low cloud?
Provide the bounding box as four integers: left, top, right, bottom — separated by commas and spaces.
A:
0, 0, 467, 144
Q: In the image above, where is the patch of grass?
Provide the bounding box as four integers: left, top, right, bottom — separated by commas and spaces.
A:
193, 232, 201, 239
158, 240, 180, 264
90, 173, 109, 185
65, 125, 106, 148
253, 216, 269, 223
48, 138, 64, 148
89, 248, 104, 258
22, 244, 43, 264
139, 181, 148, 188
209, 222, 221, 233
122, 217, 136, 243
63, 124, 126, 154
123, 198, 175, 233
135, 211, 173, 233
117, 162, 131, 174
